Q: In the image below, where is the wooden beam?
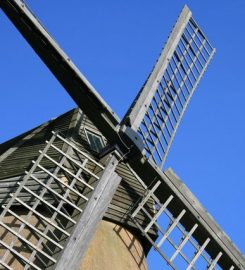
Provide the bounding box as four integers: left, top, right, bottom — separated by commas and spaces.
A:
0, 0, 119, 143
128, 159, 245, 269
55, 154, 121, 270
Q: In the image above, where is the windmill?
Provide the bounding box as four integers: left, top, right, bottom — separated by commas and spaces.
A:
0, 1, 244, 270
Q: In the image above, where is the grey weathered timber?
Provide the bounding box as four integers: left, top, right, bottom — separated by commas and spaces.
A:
0, 108, 77, 181
1, 1, 244, 270
121, 5, 216, 169
121, 5, 191, 130
0, 121, 50, 164
0, 0, 119, 143
0, 132, 108, 269
128, 158, 245, 269
55, 154, 121, 270
0, 110, 153, 239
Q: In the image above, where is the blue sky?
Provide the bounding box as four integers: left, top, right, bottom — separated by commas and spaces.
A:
0, 0, 244, 268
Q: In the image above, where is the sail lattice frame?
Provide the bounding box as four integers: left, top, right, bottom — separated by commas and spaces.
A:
128, 169, 240, 270
0, 1, 244, 270
122, 6, 215, 169
0, 131, 105, 270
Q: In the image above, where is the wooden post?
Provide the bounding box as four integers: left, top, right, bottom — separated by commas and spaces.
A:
55, 154, 121, 270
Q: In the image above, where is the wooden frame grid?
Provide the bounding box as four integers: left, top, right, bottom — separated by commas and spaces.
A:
129, 178, 237, 270
1, 1, 244, 269
0, 131, 105, 270
137, 15, 215, 169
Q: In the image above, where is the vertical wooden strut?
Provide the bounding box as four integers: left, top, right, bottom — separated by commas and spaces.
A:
0, 132, 122, 270
55, 154, 121, 270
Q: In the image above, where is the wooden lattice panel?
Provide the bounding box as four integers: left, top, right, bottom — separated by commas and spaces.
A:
0, 132, 104, 270
122, 6, 215, 169
129, 170, 242, 270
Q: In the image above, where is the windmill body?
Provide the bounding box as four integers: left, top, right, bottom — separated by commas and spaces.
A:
0, 1, 244, 270
0, 109, 150, 270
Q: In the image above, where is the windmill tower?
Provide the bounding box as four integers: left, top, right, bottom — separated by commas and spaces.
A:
0, 1, 244, 270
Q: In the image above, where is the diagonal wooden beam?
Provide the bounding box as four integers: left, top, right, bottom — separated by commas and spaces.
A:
0, 0, 119, 143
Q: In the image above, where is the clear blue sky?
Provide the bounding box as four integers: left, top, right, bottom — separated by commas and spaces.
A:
0, 0, 244, 268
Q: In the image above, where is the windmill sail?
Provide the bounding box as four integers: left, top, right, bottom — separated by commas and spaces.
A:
121, 5, 215, 169
1, 1, 244, 270
127, 164, 245, 269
